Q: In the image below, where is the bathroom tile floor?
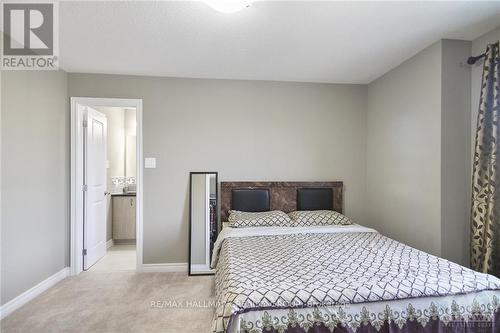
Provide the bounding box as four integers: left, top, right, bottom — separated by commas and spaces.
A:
89, 244, 136, 272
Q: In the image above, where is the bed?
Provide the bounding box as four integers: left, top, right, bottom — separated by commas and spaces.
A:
211, 182, 500, 333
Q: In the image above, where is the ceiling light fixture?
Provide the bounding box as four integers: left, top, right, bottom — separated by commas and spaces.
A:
203, 0, 253, 13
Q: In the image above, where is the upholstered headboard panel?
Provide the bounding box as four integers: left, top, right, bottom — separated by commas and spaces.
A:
297, 188, 333, 210
220, 181, 343, 222
231, 189, 270, 212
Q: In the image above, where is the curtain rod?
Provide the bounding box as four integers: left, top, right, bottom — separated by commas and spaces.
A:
467, 53, 486, 65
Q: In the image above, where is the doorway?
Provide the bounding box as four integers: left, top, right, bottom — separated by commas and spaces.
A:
70, 98, 143, 275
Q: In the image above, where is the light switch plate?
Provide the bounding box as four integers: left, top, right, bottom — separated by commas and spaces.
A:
145, 157, 156, 169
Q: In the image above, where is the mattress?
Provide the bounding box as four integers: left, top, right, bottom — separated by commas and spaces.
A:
210, 225, 500, 333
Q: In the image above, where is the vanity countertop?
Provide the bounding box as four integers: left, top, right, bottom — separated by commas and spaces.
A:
111, 193, 136, 197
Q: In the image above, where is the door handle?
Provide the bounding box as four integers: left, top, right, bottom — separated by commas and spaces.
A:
130, 198, 133, 207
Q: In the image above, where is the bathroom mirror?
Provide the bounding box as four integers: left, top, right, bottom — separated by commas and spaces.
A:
125, 135, 136, 178
189, 172, 218, 275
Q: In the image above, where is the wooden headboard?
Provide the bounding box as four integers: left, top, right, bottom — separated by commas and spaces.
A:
220, 181, 343, 222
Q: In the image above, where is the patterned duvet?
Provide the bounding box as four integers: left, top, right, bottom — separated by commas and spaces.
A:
211, 225, 500, 333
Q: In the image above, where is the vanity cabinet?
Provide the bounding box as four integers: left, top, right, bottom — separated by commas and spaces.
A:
112, 195, 136, 241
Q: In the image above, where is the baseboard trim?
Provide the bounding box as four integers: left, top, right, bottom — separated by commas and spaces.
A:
0, 267, 70, 320
141, 263, 188, 273
191, 264, 214, 274
106, 239, 114, 249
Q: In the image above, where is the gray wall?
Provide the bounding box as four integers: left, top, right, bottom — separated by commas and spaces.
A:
366, 42, 443, 257
68, 74, 368, 264
440, 40, 471, 266
366, 40, 472, 264
1, 70, 69, 305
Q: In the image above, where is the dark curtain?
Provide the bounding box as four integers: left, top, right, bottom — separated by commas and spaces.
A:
471, 41, 500, 276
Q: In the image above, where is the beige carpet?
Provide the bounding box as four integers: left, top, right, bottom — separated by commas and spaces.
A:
1, 271, 215, 333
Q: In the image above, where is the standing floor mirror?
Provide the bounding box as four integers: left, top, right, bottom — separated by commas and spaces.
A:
189, 172, 218, 275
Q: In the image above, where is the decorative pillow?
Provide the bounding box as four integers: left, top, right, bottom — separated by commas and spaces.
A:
288, 210, 352, 226
228, 210, 293, 228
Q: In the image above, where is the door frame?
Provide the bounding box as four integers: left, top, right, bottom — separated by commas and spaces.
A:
70, 97, 144, 275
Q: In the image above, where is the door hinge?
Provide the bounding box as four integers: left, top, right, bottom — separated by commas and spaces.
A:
82, 249, 87, 256
82, 184, 88, 192
82, 120, 88, 128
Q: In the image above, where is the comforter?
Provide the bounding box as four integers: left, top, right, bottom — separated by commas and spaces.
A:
211, 225, 500, 333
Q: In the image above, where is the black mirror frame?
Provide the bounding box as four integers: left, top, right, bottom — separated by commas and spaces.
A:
188, 171, 218, 276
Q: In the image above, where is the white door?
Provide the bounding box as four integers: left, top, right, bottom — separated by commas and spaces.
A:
84, 107, 107, 270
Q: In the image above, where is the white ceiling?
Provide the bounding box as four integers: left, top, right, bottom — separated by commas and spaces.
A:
60, 1, 500, 84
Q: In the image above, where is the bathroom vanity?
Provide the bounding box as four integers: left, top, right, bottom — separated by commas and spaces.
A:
111, 193, 136, 242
